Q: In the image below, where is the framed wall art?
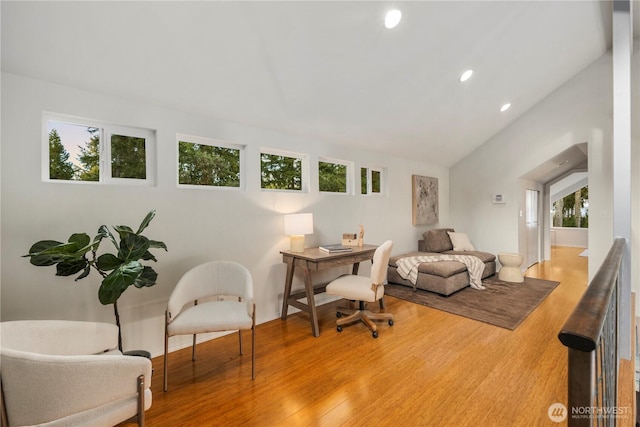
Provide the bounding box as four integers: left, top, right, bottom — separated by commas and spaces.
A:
412, 175, 438, 225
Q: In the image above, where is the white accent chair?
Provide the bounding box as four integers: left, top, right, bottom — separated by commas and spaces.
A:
326, 240, 394, 338
0, 320, 152, 427
164, 261, 256, 392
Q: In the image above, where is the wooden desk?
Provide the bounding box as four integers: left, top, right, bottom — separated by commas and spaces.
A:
280, 244, 378, 337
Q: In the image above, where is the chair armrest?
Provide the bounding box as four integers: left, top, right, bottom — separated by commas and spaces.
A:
1, 349, 151, 426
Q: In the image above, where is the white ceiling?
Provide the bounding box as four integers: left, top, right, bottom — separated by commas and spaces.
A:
1, 1, 631, 167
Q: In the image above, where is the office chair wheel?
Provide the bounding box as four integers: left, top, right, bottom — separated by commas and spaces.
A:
337, 325, 343, 332
372, 331, 379, 338
336, 312, 342, 318
388, 319, 394, 326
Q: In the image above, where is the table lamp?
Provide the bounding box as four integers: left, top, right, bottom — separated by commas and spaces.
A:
284, 213, 313, 253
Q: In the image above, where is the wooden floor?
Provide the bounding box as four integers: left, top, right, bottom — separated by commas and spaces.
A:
121, 246, 635, 427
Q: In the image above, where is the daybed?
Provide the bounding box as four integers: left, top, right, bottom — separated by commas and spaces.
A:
387, 228, 496, 296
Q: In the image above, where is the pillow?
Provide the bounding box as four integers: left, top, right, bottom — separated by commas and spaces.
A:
447, 231, 475, 251
422, 228, 454, 252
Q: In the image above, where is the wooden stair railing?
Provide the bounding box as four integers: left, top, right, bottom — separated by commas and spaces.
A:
558, 238, 626, 426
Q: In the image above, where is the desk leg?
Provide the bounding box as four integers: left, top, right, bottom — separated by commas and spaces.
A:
303, 268, 321, 337
281, 258, 295, 320
352, 262, 360, 275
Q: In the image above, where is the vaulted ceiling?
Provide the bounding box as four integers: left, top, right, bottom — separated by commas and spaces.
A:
1, 1, 635, 167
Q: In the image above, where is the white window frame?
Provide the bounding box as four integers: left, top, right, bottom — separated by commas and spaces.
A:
318, 156, 354, 195
360, 165, 385, 195
259, 147, 309, 193
176, 133, 246, 190
42, 112, 156, 186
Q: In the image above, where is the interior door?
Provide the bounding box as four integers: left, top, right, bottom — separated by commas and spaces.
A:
525, 189, 540, 268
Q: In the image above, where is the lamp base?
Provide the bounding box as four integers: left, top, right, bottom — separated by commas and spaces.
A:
290, 235, 305, 253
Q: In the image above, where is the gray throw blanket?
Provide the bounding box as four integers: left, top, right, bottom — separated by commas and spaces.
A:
395, 254, 486, 291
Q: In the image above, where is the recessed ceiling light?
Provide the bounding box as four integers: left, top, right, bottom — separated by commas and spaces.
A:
385, 9, 402, 29
459, 69, 473, 82
500, 103, 511, 112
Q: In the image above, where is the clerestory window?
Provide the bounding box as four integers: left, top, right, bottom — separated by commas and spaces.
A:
44, 113, 155, 185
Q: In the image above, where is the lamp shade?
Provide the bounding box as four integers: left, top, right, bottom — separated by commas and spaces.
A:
284, 213, 313, 236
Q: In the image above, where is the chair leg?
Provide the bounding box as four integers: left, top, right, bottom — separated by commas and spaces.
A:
251, 303, 256, 380
335, 300, 393, 336
192, 334, 197, 361
137, 374, 145, 427
238, 330, 243, 355
163, 313, 169, 392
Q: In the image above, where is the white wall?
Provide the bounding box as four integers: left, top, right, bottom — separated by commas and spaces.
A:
0, 72, 450, 356
550, 227, 589, 248
450, 52, 614, 281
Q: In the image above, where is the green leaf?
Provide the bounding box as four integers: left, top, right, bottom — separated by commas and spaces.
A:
134, 266, 158, 288
96, 253, 123, 271
26, 240, 64, 255
56, 259, 88, 276
113, 225, 135, 241
148, 240, 168, 251
75, 265, 91, 281
136, 210, 156, 234
119, 234, 150, 262
26, 241, 84, 266
99, 225, 119, 252
141, 251, 157, 262
68, 233, 90, 248
91, 227, 108, 251
98, 261, 143, 305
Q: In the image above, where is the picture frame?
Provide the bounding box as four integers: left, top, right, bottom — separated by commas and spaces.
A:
412, 175, 439, 225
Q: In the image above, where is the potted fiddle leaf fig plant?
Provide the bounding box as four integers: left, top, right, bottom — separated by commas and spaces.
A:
24, 209, 167, 351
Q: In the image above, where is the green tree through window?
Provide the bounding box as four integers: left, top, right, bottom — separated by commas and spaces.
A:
261, 153, 302, 190
371, 170, 381, 193
361, 167, 382, 194
111, 135, 146, 179
46, 117, 154, 184
48, 129, 76, 180
77, 127, 100, 181
552, 186, 588, 228
178, 141, 240, 187
319, 161, 347, 193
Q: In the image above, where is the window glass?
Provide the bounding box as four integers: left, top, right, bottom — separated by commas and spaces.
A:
111, 135, 146, 179
551, 186, 589, 228
319, 160, 347, 193
360, 167, 383, 195
260, 152, 302, 190
178, 140, 241, 187
44, 115, 154, 185
47, 121, 99, 181
371, 170, 381, 193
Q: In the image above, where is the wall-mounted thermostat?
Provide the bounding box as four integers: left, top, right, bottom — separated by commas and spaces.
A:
492, 194, 506, 204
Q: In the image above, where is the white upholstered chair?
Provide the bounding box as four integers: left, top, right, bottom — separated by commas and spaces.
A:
164, 261, 256, 391
326, 240, 394, 338
0, 320, 151, 427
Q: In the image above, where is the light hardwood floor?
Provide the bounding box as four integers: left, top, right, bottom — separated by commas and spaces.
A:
121, 246, 635, 427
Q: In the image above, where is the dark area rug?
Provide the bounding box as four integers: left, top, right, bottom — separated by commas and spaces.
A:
384, 275, 560, 330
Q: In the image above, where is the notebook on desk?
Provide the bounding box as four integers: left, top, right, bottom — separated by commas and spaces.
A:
319, 244, 353, 253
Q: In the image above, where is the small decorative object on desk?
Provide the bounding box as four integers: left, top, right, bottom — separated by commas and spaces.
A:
342, 233, 358, 246
358, 224, 365, 247
319, 244, 353, 253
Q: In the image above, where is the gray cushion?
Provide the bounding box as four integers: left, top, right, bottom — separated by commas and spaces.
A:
442, 250, 496, 263
422, 228, 454, 252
